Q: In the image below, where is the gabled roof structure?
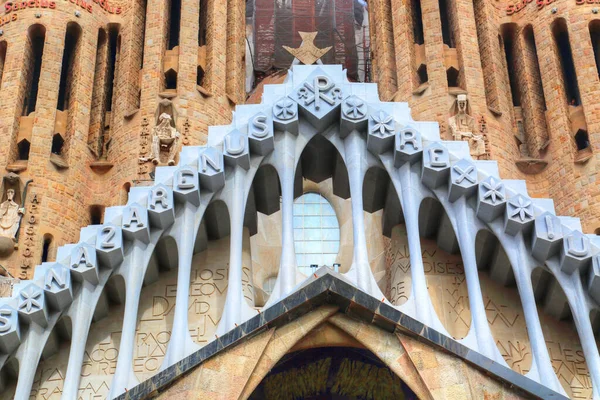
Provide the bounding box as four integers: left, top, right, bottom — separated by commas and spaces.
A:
1, 64, 599, 399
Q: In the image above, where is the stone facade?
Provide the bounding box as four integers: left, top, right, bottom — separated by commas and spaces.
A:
0, 0, 597, 278
0, 0, 599, 399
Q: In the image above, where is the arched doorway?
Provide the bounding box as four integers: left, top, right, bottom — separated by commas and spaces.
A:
248, 346, 418, 399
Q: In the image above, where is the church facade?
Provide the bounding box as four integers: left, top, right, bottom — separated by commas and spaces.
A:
0, 0, 599, 399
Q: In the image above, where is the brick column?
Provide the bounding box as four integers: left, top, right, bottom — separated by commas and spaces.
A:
452, 0, 486, 117
390, 0, 414, 101
419, 0, 449, 136
205, 0, 228, 96
178, 0, 200, 96
514, 28, 549, 159
368, 0, 397, 101
570, 17, 600, 152
117, 0, 146, 117
534, 23, 576, 215
0, 35, 27, 166
140, 0, 169, 118
226, 0, 245, 104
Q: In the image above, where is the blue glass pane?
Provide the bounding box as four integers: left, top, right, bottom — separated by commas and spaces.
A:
322, 216, 338, 228
293, 193, 340, 271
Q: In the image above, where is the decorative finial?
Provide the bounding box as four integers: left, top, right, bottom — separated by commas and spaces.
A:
283, 32, 332, 65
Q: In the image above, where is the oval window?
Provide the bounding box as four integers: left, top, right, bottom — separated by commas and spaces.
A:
293, 193, 340, 275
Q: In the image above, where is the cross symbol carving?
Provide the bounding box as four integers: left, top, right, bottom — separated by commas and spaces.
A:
454, 165, 476, 184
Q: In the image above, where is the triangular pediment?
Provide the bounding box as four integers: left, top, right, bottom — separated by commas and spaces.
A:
115, 270, 566, 400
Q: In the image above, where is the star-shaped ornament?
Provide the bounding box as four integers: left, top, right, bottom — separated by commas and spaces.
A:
283, 32, 332, 65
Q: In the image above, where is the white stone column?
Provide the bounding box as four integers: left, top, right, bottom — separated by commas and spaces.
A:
162, 204, 199, 368
217, 167, 255, 334
393, 162, 433, 323
504, 233, 564, 393
109, 244, 151, 398
61, 281, 101, 399
344, 131, 384, 297
453, 197, 502, 362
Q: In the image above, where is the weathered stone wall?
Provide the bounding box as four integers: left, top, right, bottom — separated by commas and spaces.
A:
368, 0, 600, 231
0, 0, 244, 279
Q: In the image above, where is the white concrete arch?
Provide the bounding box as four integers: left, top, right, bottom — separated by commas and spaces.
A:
0, 64, 598, 399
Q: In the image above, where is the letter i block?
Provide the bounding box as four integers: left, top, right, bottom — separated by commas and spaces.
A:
531, 212, 563, 262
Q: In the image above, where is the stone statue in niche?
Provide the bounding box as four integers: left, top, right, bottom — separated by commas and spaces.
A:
0, 173, 29, 257
149, 112, 180, 166
0, 189, 24, 240
449, 94, 487, 159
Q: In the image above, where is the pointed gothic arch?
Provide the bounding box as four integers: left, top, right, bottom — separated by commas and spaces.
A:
1, 64, 599, 399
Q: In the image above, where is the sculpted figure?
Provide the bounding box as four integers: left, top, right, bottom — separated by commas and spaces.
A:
150, 113, 180, 166
449, 95, 486, 158
0, 189, 23, 240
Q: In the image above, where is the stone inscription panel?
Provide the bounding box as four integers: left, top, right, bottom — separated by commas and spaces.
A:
385, 224, 593, 398
28, 235, 256, 398
387, 224, 471, 339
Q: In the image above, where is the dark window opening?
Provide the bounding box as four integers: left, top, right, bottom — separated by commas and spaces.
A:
165, 69, 177, 89
553, 19, 581, 106
439, 0, 455, 47
52, 134, 65, 155
121, 182, 131, 204
524, 25, 546, 110
501, 25, 521, 107
0, 41, 6, 89
23, 25, 46, 116
105, 26, 120, 113
417, 64, 428, 84
90, 205, 104, 225
168, 0, 181, 50
41, 234, 52, 263
140, 0, 147, 69
57, 23, 82, 111
198, 0, 208, 46
18, 140, 30, 161
589, 20, 600, 80
88, 29, 108, 158
412, 0, 425, 45
446, 67, 459, 87
197, 66, 205, 86
575, 129, 590, 151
